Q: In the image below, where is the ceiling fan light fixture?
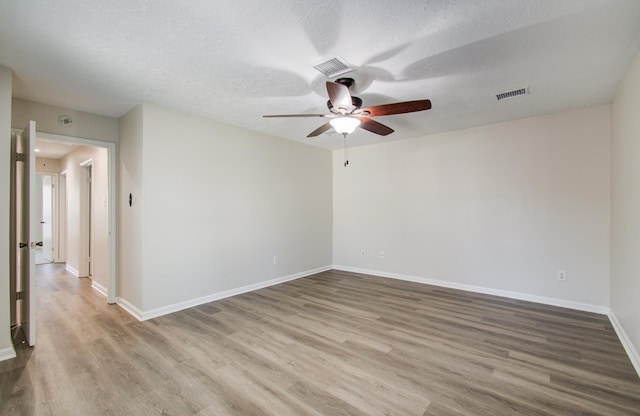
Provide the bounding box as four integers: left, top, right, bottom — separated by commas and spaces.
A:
330, 117, 360, 136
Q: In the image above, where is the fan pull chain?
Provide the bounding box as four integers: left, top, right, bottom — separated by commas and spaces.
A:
344, 137, 349, 167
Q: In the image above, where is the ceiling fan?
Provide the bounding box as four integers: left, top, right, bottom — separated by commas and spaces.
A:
263, 77, 432, 139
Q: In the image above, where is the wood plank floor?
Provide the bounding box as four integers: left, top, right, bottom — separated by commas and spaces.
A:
1, 264, 639, 415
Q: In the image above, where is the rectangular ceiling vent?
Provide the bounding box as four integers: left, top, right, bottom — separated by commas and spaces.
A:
314, 57, 353, 78
496, 87, 528, 101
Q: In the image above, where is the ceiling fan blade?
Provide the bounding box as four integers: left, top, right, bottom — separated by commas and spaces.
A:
263, 114, 329, 118
307, 122, 333, 137
360, 99, 432, 116
354, 117, 394, 136
326, 81, 353, 113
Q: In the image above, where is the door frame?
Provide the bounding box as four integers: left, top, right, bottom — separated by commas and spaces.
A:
79, 158, 93, 278
58, 171, 67, 263
26, 131, 118, 304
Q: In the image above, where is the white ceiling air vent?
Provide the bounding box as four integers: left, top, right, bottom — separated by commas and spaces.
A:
314, 57, 353, 78
496, 87, 528, 101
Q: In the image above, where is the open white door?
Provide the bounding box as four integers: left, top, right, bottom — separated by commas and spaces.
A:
12, 121, 37, 346
41, 175, 53, 262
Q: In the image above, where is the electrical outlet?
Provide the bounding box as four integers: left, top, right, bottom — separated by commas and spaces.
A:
273, 256, 278, 265
557, 270, 567, 282
380, 251, 385, 259
361, 250, 366, 256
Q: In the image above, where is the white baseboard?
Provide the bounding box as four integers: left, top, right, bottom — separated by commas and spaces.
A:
65, 264, 79, 277
0, 346, 16, 362
608, 311, 640, 378
118, 265, 333, 322
332, 265, 609, 315
116, 297, 145, 321
91, 280, 108, 298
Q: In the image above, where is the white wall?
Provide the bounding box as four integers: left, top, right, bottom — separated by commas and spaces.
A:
118, 104, 144, 309
118, 103, 333, 314
141, 103, 333, 311
0, 66, 13, 358
35, 157, 61, 174
610, 52, 640, 365
334, 106, 611, 308
12, 98, 118, 143
59, 146, 109, 285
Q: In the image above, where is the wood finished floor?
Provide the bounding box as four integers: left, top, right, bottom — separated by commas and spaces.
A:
1, 264, 639, 415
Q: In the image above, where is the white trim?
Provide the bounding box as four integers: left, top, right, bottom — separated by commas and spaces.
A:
28, 130, 112, 148
0, 346, 17, 362
65, 264, 79, 277
91, 280, 108, 298
52, 173, 60, 262
333, 265, 609, 315
106, 138, 117, 304
57, 172, 67, 263
608, 312, 640, 378
118, 265, 333, 322
78, 162, 91, 278
116, 297, 145, 321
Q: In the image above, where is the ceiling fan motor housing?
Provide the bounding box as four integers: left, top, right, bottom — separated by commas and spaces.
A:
327, 96, 362, 112
334, 77, 355, 88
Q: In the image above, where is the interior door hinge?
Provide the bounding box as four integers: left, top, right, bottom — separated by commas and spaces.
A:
16, 291, 24, 300
15, 152, 26, 162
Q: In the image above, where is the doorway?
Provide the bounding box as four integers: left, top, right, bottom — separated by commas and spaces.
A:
11, 125, 117, 351
35, 174, 55, 265
34, 132, 117, 304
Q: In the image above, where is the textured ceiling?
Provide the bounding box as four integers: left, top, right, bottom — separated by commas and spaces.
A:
1, 0, 640, 149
